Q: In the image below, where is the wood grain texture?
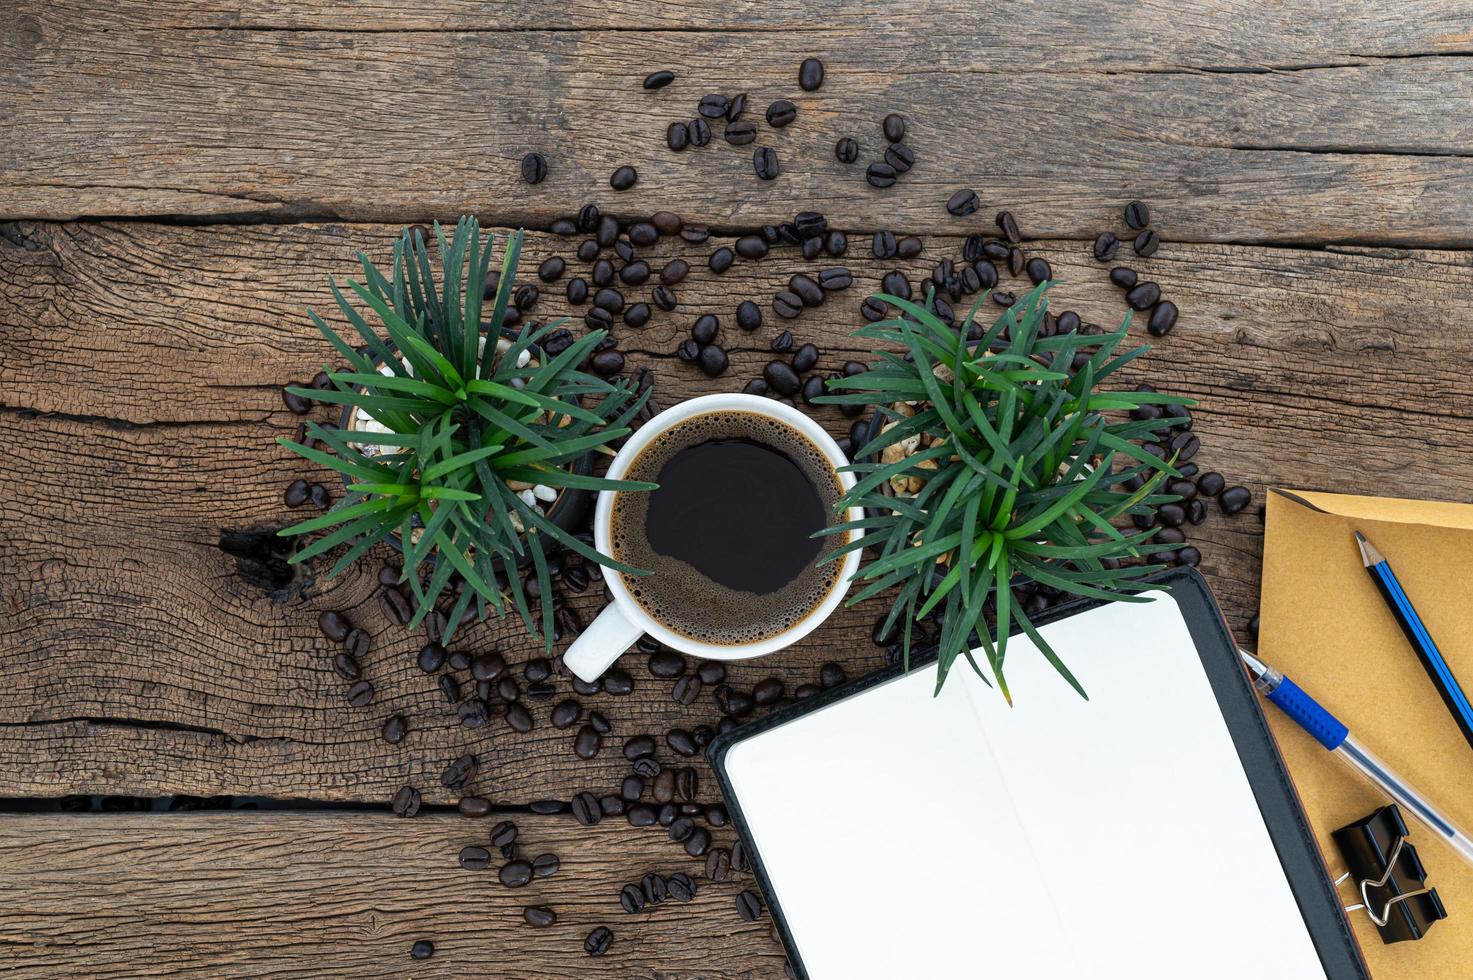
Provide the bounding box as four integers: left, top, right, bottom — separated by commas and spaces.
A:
0, 812, 785, 978
2, 220, 1470, 802
5, 4, 1473, 241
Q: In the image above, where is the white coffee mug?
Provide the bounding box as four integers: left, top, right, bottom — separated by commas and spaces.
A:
564, 393, 863, 682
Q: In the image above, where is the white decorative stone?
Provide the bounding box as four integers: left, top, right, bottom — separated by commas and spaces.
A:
532, 484, 557, 502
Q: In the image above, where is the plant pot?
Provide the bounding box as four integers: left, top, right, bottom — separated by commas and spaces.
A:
337, 332, 594, 560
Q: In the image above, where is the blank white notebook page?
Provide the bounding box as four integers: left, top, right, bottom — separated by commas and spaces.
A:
722, 593, 1328, 980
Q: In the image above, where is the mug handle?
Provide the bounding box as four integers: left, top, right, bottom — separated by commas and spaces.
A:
564, 602, 644, 682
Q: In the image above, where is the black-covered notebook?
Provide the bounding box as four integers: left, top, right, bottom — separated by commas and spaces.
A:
708, 568, 1368, 980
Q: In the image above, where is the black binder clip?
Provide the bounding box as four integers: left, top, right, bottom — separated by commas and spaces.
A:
1331, 803, 1447, 943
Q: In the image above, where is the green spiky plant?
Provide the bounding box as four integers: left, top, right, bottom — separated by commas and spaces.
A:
815, 281, 1195, 701
278, 217, 652, 647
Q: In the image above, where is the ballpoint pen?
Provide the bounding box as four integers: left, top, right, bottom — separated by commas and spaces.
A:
1355, 530, 1473, 752
1239, 649, 1473, 870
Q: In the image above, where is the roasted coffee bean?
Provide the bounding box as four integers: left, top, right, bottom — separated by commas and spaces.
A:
1168, 431, 1199, 461
551, 217, 578, 236
866, 162, 897, 188
620, 260, 650, 286
528, 799, 566, 815
465, 652, 503, 684
1005, 246, 1024, 277
724, 92, 749, 122
572, 791, 602, 826
391, 785, 421, 818
346, 680, 374, 707
763, 330, 791, 354
705, 847, 732, 881
520, 152, 547, 185
881, 270, 911, 301
1134, 228, 1160, 257
724, 120, 758, 146
821, 231, 848, 259
626, 300, 655, 329
708, 246, 736, 274
651, 211, 682, 236
666, 728, 697, 756
503, 702, 532, 733
1176, 546, 1201, 567
875, 111, 906, 142
284, 478, 310, 507
332, 652, 362, 681
735, 299, 763, 333
687, 117, 711, 146
513, 283, 539, 311
994, 291, 1017, 306
590, 259, 616, 289
736, 889, 763, 921
995, 210, 1022, 244
790, 275, 824, 307
499, 860, 533, 887
1186, 498, 1208, 525
620, 883, 646, 913
437, 674, 461, 705
1125, 281, 1161, 310
651, 769, 676, 804
643, 872, 670, 904
972, 260, 999, 290
735, 235, 768, 260
791, 342, 819, 372
623, 734, 656, 760
1092, 231, 1120, 262
872, 230, 897, 258
835, 136, 860, 163
793, 211, 827, 240
647, 649, 687, 678
1157, 503, 1186, 528
1053, 310, 1081, 335
753, 677, 785, 705
643, 70, 675, 90
666, 872, 697, 903
609, 164, 639, 191
621, 775, 645, 801
946, 188, 980, 217
584, 926, 613, 957
1026, 256, 1052, 285
884, 143, 915, 173
1197, 471, 1226, 497
460, 845, 492, 870
800, 374, 825, 405
523, 906, 557, 928
697, 662, 727, 685
1219, 485, 1252, 515
683, 827, 711, 857
531, 853, 560, 878
382, 714, 408, 744
1109, 266, 1138, 289
897, 236, 922, 259
718, 686, 755, 717
535, 256, 565, 284
409, 939, 434, 960
646, 284, 675, 313
447, 648, 472, 672
675, 338, 700, 362
1148, 300, 1178, 337
671, 673, 704, 706
981, 238, 1010, 261
1125, 200, 1151, 230
589, 349, 625, 377
764, 360, 801, 396
626, 802, 658, 827
576, 240, 601, 264
698, 93, 730, 119
816, 662, 847, 689
813, 267, 852, 293
568, 722, 599, 759
798, 55, 825, 90
576, 204, 601, 232
459, 698, 490, 729
668, 816, 695, 843
551, 699, 582, 729
451, 795, 489, 818
773, 291, 803, 319
753, 146, 780, 180
667, 121, 690, 151
699, 344, 729, 377
604, 669, 634, 695
318, 610, 351, 642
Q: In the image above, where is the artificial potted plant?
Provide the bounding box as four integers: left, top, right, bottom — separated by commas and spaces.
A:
278, 217, 650, 647
817, 282, 1194, 701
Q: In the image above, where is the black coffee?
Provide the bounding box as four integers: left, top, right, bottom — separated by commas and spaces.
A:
611, 411, 845, 645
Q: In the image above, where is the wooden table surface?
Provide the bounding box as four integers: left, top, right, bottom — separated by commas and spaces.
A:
3, 2, 1473, 976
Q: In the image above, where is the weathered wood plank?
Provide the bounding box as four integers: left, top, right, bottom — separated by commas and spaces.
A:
6, 12, 1473, 241
13, 0, 1473, 53
0, 812, 785, 978
1, 220, 1469, 800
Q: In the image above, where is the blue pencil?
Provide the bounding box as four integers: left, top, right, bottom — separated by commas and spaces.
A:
1356, 530, 1473, 751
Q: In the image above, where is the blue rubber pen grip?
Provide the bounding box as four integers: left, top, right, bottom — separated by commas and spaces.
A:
1267, 677, 1349, 750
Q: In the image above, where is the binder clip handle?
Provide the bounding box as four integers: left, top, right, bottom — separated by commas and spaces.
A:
1331, 803, 1447, 944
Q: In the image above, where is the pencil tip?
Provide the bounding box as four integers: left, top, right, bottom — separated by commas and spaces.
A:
1354, 530, 1384, 567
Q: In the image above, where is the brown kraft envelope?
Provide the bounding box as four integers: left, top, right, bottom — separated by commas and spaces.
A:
1261, 489, 1473, 978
